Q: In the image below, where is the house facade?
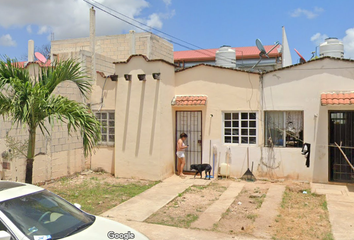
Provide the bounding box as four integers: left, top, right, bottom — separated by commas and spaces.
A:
91, 54, 354, 184
262, 57, 354, 183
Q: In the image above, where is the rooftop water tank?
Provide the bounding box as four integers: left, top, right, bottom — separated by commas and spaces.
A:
319, 38, 344, 58
216, 45, 236, 68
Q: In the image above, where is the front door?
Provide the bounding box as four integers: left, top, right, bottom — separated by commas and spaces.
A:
176, 111, 202, 172
329, 111, 354, 182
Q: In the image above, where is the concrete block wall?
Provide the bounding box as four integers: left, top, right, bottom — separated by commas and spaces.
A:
51, 32, 174, 63
0, 79, 85, 183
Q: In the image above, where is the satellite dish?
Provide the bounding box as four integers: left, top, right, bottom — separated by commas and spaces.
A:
256, 39, 267, 56
35, 52, 47, 64
251, 40, 280, 69
294, 48, 306, 63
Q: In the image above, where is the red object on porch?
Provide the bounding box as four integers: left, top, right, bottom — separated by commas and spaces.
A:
321, 92, 354, 105
171, 95, 207, 106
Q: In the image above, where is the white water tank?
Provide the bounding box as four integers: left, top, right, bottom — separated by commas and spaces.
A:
319, 38, 344, 58
216, 45, 236, 68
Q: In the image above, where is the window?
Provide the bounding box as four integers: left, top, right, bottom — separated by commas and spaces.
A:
265, 111, 303, 148
95, 112, 115, 144
223, 112, 257, 144
0, 221, 14, 240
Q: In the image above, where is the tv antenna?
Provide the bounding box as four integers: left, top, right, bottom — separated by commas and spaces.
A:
251, 39, 280, 69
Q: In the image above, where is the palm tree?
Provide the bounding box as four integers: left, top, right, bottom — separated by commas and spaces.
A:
0, 58, 101, 184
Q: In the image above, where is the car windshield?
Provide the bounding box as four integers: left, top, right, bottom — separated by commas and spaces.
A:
0, 190, 95, 240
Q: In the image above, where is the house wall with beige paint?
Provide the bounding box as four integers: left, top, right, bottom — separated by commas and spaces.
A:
174, 65, 262, 178
88, 72, 117, 174
262, 58, 354, 183
112, 56, 175, 180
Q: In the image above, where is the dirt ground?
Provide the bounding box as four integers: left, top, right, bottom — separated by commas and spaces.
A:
215, 181, 269, 235
41, 173, 334, 239
272, 182, 334, 240
145, 180, 231, 228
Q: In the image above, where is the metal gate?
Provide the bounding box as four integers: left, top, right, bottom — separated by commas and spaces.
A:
176, 111, 202, 172
329, 111, 354, 182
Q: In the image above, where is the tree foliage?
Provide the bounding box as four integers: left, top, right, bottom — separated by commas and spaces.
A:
0, 58, 101, 183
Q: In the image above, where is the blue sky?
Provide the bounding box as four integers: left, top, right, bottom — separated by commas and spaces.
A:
0, 0, 353, 63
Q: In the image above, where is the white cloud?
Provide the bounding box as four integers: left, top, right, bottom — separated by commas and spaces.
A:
343, 27, 354, 58
26, 25, 32, 34
163, 0, 171, 6
0, 0, 173, 40
0, 34, 16, 47
310, 32, 328, 46
37, 25, 50, 35
146, 13, 163, 29
290, 7, 324, 19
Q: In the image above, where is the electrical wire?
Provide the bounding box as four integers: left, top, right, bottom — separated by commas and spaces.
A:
83, 0, 244, 64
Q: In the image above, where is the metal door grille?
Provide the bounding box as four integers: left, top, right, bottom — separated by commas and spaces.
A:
176, 111, 202, 171
329, 111, 354, 182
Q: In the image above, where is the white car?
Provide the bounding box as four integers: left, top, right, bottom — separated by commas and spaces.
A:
0, 181, 150, 240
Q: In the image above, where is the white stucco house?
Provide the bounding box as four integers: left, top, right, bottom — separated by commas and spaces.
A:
90, 53, 354, 184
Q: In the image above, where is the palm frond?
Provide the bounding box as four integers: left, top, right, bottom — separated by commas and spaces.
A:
41, 59, 92, 98
46, 95, 101, 157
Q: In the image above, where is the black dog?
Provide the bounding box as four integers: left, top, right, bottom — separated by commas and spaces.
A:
190, 164, 212, 180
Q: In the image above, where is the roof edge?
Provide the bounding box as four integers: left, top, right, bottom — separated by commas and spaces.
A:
175, 63, 260, 74
113, 54, 176, 67
264, 56, 354, 74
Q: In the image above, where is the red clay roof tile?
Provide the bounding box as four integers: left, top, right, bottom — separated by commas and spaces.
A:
171, 95, 208, 106
174, 45, 281, 62
321, 92, 354, 105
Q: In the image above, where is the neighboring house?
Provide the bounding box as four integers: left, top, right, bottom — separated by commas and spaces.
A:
174, 45, 282, 71
262, 57, 354, 183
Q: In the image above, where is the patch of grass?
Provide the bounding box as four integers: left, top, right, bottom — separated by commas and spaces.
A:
59, 176, 70, 184
182, 214, 199, 227
194, 185, 208, 190
273, 184, 334, 240
254, 193, 266, 209
246, 213, 257, 221
322, 233, 335, 240
221, 208, 231, 218
48, 178, 159, 215
321, 199, 328, 211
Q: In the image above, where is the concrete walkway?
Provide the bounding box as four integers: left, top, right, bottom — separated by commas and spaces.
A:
119, 220, 259, 240
191, 182, 245, 229
311, 183, 354, 240
102, 175, 212, 222
253, 185, 285, 239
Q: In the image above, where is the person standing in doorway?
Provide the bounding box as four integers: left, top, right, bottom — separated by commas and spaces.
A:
176, 133, 188, 177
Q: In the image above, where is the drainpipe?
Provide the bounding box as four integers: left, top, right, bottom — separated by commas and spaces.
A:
259, 73, 264, 169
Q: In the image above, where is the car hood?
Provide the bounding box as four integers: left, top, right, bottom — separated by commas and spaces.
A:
62, 216, 149, 240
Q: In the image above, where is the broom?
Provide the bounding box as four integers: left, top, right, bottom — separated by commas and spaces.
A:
241, 147, 256, 181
